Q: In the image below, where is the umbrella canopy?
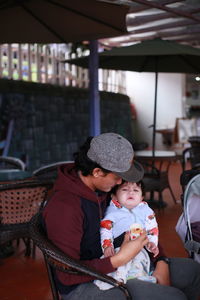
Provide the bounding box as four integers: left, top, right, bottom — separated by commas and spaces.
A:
66, 38, 200, 153
0, 0, 129, 138
0, 0, 129, 43
68, 38, 200, 73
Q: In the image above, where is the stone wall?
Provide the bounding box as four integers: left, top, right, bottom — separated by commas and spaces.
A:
0, 79, 133, 171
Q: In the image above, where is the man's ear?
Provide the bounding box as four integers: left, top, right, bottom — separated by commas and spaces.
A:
92, 168, 104, 178
111, 193, 117, 201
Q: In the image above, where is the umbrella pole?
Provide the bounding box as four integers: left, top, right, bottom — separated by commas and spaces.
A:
152, 70, 158, 157
89, 40, 100, 136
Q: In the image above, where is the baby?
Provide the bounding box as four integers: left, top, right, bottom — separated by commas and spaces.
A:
95, 181, 159, 289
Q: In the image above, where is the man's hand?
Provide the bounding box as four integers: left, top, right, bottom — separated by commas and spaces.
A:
110, 231, 149, 268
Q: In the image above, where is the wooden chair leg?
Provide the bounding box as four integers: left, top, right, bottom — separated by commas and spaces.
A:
32, 241, 36, 259
23, 238, 31, 257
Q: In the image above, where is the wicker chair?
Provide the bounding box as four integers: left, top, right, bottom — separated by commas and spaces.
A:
32, 161, 74, 180
140, 160, 177, 208
30, 213, 132, 300
0, 156, 26, 171
181, 147, 200, 171
0, 156, 33, 182
0, 178, 53, 257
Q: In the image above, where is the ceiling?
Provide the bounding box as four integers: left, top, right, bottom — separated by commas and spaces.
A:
98, 0, 200, 48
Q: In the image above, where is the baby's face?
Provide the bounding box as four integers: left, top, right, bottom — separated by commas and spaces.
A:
114, 182, 143, 210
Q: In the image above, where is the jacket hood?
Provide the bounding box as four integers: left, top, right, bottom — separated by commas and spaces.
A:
54, 163, 105, 204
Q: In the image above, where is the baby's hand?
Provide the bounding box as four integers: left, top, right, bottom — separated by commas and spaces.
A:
104, 246, 115, 257
147, 242, 159, 257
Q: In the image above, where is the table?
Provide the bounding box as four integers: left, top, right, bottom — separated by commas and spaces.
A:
135, 150, 177, 208
136, 150, 176, 159
0, 170, 32, 181
136, 150, 177, 171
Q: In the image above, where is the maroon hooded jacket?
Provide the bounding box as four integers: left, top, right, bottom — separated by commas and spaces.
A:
42, 163, 115, 294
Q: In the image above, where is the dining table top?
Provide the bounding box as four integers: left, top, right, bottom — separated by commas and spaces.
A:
0, 169, 32, 181
135, 150, 177, 160
135, 150, 176, 158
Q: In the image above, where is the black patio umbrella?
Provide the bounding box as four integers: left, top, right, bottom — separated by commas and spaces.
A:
0, 0, 129, 137
66, 38, 200, 154
0, 0, 129, 43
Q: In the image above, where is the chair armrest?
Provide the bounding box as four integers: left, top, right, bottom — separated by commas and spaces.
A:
181, 148, 191, 171
30, 214, 131, 300
0, 156, 26, 171
32, 161, 74, 176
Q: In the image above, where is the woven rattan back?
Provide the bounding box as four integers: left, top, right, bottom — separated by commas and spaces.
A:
0, 186, 47, 224
0, 179, 53, 225
0, 179, 53, 256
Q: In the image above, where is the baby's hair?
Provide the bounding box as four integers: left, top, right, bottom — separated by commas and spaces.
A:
111, 180, 145, 196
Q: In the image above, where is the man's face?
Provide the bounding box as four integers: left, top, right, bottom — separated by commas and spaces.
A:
113, 182, 143, 210
93, 169, 122, 192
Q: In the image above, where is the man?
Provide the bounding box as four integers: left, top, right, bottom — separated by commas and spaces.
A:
43, 133, 200, 300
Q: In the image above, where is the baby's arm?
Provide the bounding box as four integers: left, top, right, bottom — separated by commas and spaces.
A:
100, 219, 115, 256
144, 205, 159, 254
146, 241, 159, 257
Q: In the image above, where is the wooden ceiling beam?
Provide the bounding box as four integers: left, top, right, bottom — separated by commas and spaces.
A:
129, 0, 200, 22
130, 19, 196, 34
99, 0, 200, 48
158, 26, 200, 38
128, 0, 184, 13
128, 12, 180, 27
127, 7, 200, 27
100, 29, 200, 47
127, 32, 200, 44
98, 0, 184, 12
100, 34, 159, 47
169, 35, 200, 45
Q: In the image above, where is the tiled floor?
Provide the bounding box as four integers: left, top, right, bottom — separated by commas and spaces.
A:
0, 160, 189, 300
